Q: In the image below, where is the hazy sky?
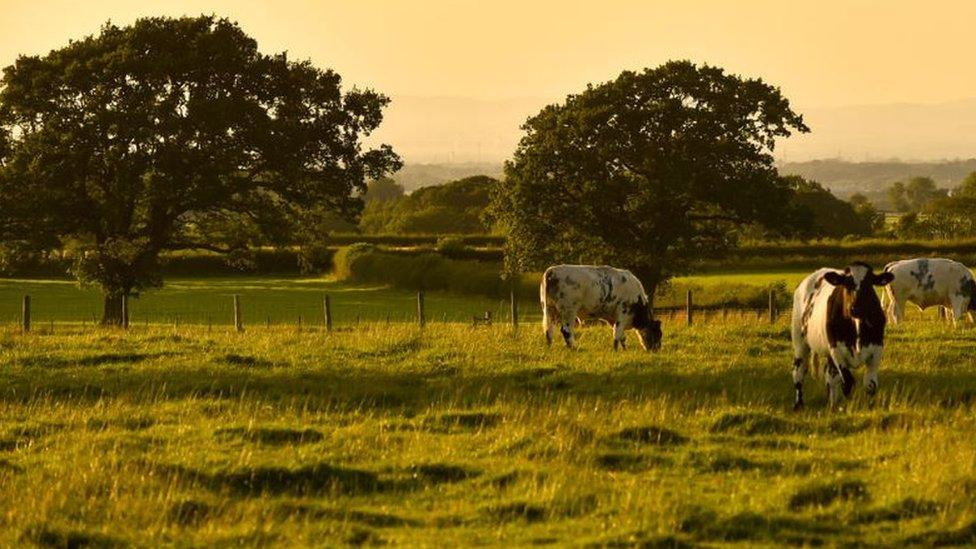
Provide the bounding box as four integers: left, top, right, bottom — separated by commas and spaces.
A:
3, 1, 976, 162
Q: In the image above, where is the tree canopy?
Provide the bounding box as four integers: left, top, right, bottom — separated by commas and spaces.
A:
784, 176, 878, 238
361, 175, 497, 234
490, 61, 808, 296
0, 16, 400, 322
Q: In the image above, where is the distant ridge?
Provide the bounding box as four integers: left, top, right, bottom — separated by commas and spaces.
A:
391, 159, 976, 196
779, 158, 976, 196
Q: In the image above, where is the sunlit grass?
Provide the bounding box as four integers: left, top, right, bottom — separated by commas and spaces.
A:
0, 311, 973, 545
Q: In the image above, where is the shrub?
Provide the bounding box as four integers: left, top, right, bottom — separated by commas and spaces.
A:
332, 245, 529, 298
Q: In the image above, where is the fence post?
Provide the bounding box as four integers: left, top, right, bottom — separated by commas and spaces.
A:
510, 286, 519, 331
22, 295, 30, 333
233, 294, 243, 333
686, 289, 693, 327
323, 295, 332, 332
298, 315, 303, 332
121, 294, 129, 330
768, 290, 775, 324
417, 291, 426, 328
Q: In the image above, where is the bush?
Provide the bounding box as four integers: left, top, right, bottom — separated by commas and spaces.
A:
436, 237, 467, 255
332, 245, 531, 298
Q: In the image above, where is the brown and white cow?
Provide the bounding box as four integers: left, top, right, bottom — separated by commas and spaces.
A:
541, 265, 662, 351
790, 262, 893, 410
881, 258, 976, 325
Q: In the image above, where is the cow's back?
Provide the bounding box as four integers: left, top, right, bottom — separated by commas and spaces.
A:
542, 265, 646, 317
885, 258, 973, 308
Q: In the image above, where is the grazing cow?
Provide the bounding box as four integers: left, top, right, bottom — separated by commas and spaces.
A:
790, 262, 893, 410
541, 265, 662, 351
881, 258, 976, 325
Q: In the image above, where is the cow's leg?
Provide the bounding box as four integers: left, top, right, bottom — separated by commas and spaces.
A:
889, 296, 905, 325
792, 352, 809, 411
824, 356, 844, 410
559, 310, 577, 349
862, 345, 882, 398
612, 321, 626, 351
542, 304, 558, 346
950, 296, 967, 328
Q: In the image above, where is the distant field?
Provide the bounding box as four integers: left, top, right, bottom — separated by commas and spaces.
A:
0, 269, 948, 328
0, 315, 973, 545
0, 277, 536, 327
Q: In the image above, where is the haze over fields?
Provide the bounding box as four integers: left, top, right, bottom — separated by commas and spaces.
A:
5, 1, 976, 167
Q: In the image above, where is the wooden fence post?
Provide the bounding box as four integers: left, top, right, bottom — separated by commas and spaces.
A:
510, 286, 519, 331
417, 291, 426, 328
323, 295, 332, 332
233, 294, 243, 333
686, 289, 693, 327
21, 295, 30, 333
121, 294, 129, 330
768, 290, 775, 324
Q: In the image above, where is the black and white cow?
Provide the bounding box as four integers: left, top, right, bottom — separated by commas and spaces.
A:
881, 258, 976, 325
790, 262, 894, 410
541, 265, 662, 351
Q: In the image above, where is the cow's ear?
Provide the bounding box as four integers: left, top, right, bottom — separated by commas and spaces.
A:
823, 272, 849, 287
873, 271, 895, 286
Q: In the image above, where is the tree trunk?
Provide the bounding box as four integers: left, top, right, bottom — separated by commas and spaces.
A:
101, 293, 125, 326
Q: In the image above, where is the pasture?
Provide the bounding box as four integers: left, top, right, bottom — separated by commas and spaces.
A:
0, 272, 816, 329
0, 280, 974, 545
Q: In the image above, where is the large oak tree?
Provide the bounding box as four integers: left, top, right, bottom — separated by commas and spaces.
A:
491, 61, 808, 302
0, 16, 400, 323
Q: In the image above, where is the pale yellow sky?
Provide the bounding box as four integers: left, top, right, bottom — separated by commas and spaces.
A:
3, 1, 976, 162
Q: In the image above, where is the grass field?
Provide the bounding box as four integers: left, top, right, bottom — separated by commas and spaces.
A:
0, 271, 815, 328
0, 307, 975, 546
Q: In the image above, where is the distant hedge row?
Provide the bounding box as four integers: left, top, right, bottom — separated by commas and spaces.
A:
9, 237, 976, 279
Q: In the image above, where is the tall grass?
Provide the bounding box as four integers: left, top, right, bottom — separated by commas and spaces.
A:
0, 311, 973, 545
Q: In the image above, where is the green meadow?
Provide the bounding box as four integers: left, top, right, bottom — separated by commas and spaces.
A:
0, 271, 815, 328
0, 299, 973, 545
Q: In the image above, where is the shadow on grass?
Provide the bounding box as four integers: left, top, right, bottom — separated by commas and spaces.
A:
3, 361, 976, 416
214, 426, 324, 445
152, 460, 480, 497
678, 506, 842, 545
21, 524, 121, 548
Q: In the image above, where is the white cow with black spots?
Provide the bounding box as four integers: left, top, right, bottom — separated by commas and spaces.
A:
791, 262, 893, 410
540, 265, 662, 351
881, 258, 976, 326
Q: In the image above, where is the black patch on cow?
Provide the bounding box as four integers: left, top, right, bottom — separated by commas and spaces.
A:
825, 286, 857, 349
841, 367, 855, 397
598, 274, 614, 307
960, 276, 976, 311
910, 259, 936, 291
545, 271, 560, 298
825, 265, 887, 348
630, 297, 650, 329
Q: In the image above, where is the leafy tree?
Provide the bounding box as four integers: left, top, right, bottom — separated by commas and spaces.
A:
848, 192, 885, 233
955, 171, 976, 199
490, 61, 808, 299
905, 176, 947, 212
364, 177, 404, 204
781, 176, 874, 239
886, 181, 910, 212
361, 175, 497, 234
0, 16, 400, 323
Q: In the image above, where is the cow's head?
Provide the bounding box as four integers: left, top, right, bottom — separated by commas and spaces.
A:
823, 262, 894, 321
631, 296, 662, 351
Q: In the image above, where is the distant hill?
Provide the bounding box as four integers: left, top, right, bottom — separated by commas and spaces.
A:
779, 159, 976, 197
391, 162, 504, 193
396, 159, 976, 197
